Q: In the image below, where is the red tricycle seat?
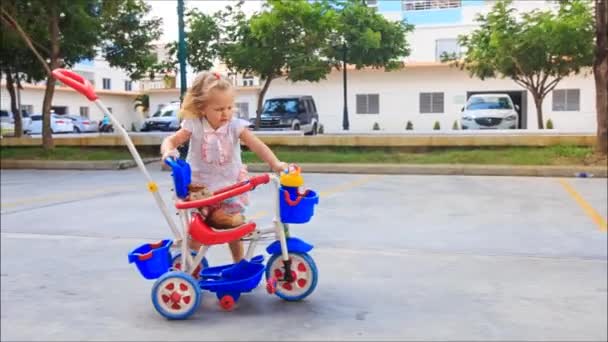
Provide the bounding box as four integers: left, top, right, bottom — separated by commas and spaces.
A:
189, 213, 256, 245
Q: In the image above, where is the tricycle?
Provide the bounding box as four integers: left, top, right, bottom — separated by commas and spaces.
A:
51, 68, 320, 320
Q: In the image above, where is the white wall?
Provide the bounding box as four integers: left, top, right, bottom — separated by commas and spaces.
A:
265, 66, 596, 133
74, 59, 140, 93
0, 85, 140, 130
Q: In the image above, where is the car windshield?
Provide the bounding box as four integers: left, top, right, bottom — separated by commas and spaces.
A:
262, 99, 298, 115
467, 96, 513, 110
152, 107, 176, 117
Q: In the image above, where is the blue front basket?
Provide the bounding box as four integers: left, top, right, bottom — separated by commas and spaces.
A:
164, 158, 191, 199
128, 239, 173, 280
279, 187, 319, 224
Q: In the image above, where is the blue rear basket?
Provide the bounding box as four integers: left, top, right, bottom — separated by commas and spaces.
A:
164, 158, 191, 199
128, 239, 173, 280
279, 187, 319, 224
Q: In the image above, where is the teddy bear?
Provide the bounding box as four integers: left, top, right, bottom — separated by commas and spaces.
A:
187, 183, 245, 229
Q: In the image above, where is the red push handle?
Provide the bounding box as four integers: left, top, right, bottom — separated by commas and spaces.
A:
51, 68, 98, 101
175, 174, 270, 210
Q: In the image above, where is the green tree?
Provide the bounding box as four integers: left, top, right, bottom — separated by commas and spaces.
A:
444, 0, 594, 129
593, 0, 607, 156
162, 9, 220, 74
217, 0, 335, 129
0, 16, 46, 137
323, 0, 414, 71
1, 0, 161, 149
100, 0, 162, 81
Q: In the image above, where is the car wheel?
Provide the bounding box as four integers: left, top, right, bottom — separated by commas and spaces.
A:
306, 123, 318, 136
74, 127, 81, 133
293, 123, 300, 131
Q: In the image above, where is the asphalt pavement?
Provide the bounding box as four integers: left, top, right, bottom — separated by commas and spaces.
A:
1, 169, 606, 341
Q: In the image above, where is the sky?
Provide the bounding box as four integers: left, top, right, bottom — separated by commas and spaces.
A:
146, 0, 264, 43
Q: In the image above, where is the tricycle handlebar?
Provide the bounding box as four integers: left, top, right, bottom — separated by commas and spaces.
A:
175, 174, 270, 209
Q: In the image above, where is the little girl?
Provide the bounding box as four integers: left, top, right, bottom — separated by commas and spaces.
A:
161, 71, 288, 262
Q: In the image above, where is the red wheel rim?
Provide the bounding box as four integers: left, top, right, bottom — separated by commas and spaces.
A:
269, 255, 313, 297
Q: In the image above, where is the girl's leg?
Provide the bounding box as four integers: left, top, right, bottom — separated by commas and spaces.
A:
228, 240, 244, 262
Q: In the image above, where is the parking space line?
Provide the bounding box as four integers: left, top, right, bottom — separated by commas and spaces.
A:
1, 181, 173, 210
558, 179, 607, 232
319, 175, 379, 197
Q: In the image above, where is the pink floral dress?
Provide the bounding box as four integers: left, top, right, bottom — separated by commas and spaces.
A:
181, 117, 251, 214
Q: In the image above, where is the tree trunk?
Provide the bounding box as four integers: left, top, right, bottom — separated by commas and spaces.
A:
532, 91, 545, 129
5, 70, 23, 137
42, 3, 60, 150
255, 75, 274, 130
594, 0, 608, 156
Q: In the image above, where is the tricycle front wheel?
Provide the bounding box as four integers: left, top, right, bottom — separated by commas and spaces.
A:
265, 252, 318, 301
151, 271, 201, 320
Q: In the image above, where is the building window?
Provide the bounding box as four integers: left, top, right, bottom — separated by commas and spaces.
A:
235, 102, 249, 119
436, 38, 460, 61
102, 78, 111, 90
402, 0, 461, 11
552, 89, 580, 111
124, 80, 132, 91
420, 92, 444, 113
365, 0, 378, 9
79, 106, 90, 118
242, 75, 254, 87
356, 94, 380, 114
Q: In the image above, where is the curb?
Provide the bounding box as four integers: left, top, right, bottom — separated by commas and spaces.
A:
1, 159, 605, 177
0, 158, 160, 170
244, 163, 607, 178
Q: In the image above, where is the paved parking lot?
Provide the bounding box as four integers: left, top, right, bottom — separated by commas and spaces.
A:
1, 168, 606, 341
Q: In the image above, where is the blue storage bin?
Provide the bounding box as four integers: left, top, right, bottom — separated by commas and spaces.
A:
279, 187, 319, 224
128, 239, 173, 280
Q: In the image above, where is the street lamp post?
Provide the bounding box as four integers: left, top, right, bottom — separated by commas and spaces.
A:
341, 43, 349, 131
177, 0, 187, 103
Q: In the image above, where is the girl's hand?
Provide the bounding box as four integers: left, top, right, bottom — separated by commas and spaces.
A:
162, 148, 180, 161
272, 161, 289, 173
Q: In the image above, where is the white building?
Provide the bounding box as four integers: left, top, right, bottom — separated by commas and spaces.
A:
144, 0, 598, 133
1, 58, 143, 131
266, 0, 596, 132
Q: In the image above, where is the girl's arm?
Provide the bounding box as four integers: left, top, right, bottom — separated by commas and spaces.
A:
240, 129, 287, 173
160, 128, 191, 160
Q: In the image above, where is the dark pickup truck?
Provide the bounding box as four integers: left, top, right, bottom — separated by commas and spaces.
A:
250, 95, 320, 135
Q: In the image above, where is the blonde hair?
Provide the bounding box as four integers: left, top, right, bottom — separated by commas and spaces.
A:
180, 71, 233, 119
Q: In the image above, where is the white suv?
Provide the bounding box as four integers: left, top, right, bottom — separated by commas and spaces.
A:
141, 101, 181, 132
461, 94, 519, 130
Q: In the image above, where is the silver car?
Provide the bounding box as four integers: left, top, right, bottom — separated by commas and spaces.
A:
68, 115, 98, 133
0, 109, 32, 134
461, 94, 519, 130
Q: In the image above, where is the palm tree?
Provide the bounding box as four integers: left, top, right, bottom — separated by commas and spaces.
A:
134, 94, 149, 114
